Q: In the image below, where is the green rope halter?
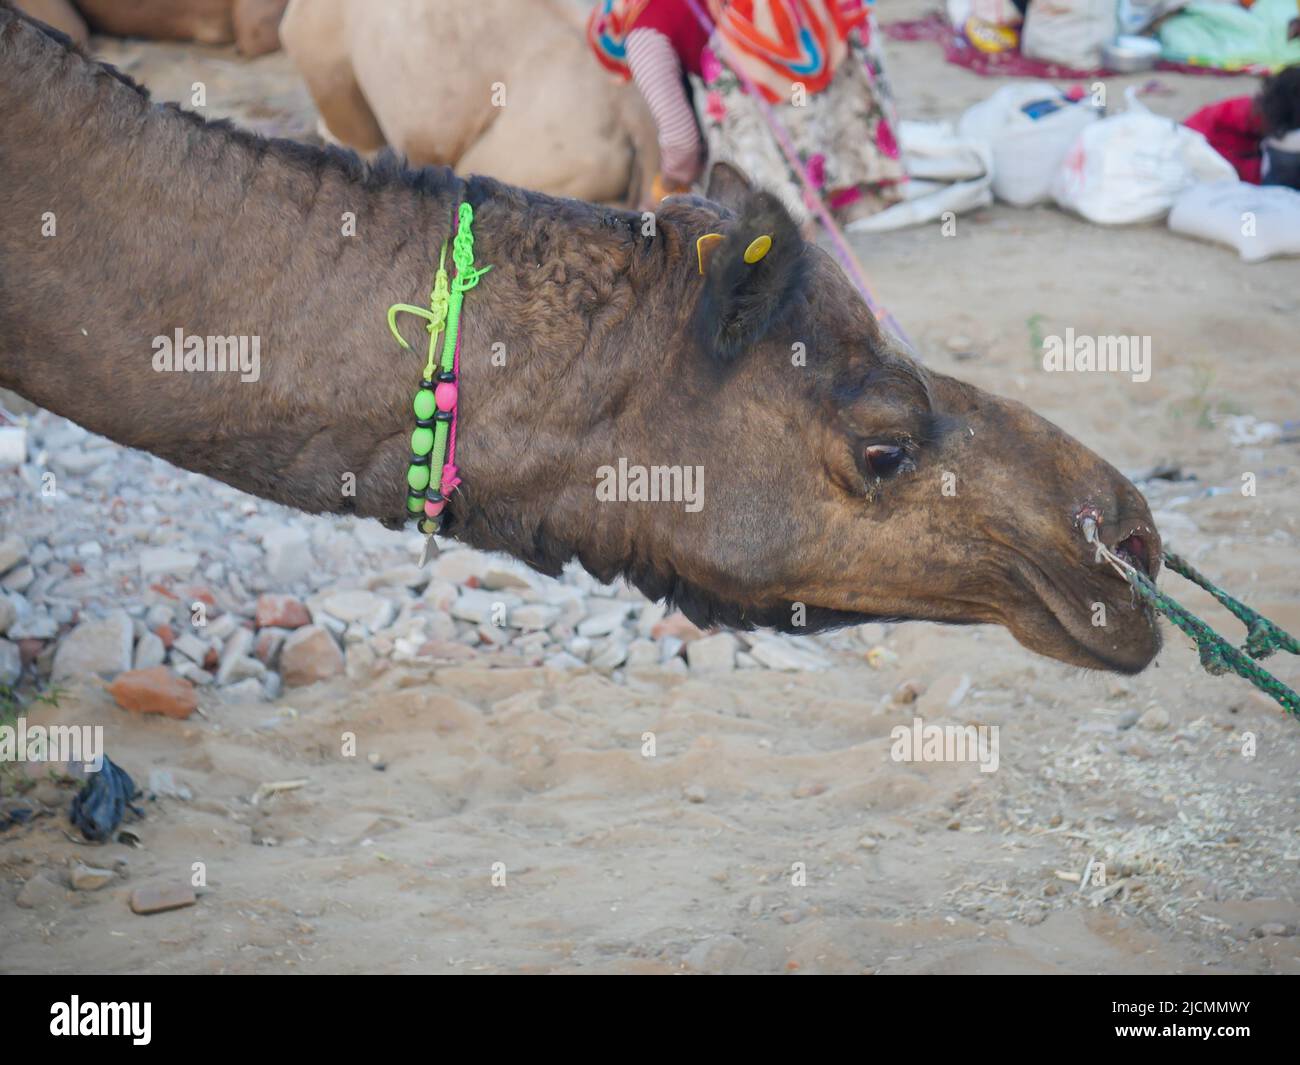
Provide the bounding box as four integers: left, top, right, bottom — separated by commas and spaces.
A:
1126, 551, 1299, 717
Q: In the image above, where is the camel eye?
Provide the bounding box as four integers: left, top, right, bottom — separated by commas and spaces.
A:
864, 444, 906, 480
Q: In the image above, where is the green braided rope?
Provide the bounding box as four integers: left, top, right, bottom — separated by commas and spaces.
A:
1162, 552, 1300, 661
1126, 553, 1299, 717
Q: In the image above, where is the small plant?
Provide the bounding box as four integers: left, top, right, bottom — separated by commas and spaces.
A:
1169, 363, 1243, 429
0, 682, 65, 797
1026, 314, 1047, 366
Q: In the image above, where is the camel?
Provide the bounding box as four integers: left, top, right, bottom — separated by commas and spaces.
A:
14, 0, 288, 55
0, 3, 1162, 675
278, 0, 660, 207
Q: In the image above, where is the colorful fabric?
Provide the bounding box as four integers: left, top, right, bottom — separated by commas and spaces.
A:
693, 24, 905, 221
706, 0, 869, 103
883, 13, 1260, 79
590, 0, 868, 100
1184, 96, 1265, 184
589, 0, 710, 78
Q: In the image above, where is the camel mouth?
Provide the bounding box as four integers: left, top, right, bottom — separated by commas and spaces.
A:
1005, 522, 1163, 674
1018, 569, 1162, 674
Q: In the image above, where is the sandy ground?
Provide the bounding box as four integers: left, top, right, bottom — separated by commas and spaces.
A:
2, 5, 1299, 974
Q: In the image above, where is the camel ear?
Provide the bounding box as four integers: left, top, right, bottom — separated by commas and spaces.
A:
694, 190, 807, 363
705, 161, 753, 214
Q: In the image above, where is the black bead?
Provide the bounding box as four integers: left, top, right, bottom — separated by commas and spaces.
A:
424, 488, 444, 503
409, 452, 430, 465
419, 377, 434, 390
435, 409, 453, 423
436, 370, 456, 383
415, 417, 435, 428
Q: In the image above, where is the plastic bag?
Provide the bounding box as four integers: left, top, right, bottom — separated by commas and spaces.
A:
1168, 181, 1300, 261
959, 82, 1100, 206
1051, 88, 1238, 224
1021, 0, 1117, 70
847, 120, 994, 233
70, 755, 142, 842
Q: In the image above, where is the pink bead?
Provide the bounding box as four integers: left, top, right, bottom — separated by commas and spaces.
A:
435, 382, 458, 411
424, 499, 446, 517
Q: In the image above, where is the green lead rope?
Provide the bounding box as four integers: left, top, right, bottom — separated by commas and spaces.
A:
1126, 552, 1300, 717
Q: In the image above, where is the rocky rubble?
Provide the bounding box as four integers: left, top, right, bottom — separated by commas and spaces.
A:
0, 408, 892, 704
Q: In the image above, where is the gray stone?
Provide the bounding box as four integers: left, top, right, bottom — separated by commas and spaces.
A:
508, 604, 559, 631
746, 636, 829, 672
147, 769, 193, 801
684, 934, 748, 974
70, 862, 116, 892
7, 608, 57, 641
589, 638, 629, 671
52, 447, 112, 475
1, 565, 34, 593
0, 536, 25, 577
171, 633, 210, 665
543, 651, 587, 672
52, 610, 133, 681
138, 547, 200, 579
0, 594, 15, 636
1138, 705, 1170, 732
132, 632, 166, 670
16, 872, 67, 911
318, 590, 394, 629
577, 606, 630, 638
479, 564, 534, 591
0, 638, 20, 686
450, 588, 513, 625
685, 632, 738, 674
172, 661, 213, 686
205, 613, 239, 642
219, 677, 268, 703
262, 526, 311, 585
215, 627, 255, 684
626, 638, 659, 668
0, 426, 27, 466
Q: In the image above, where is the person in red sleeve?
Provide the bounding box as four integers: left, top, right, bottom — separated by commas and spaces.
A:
1184, 66, 1300, 189
588, 0, 906, 219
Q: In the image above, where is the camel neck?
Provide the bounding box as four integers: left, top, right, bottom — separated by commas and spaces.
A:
0, 9, 465, 522
0, 6, 672, 565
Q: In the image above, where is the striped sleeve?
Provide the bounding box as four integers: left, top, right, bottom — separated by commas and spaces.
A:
625, 26, 702, 187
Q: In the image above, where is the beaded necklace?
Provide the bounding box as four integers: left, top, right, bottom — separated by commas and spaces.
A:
386, 201, 490, 560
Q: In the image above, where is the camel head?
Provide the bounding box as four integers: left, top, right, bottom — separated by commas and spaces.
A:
563, 166, 1162, 674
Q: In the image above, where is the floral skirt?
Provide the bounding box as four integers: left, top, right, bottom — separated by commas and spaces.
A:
692, 23, 906, 223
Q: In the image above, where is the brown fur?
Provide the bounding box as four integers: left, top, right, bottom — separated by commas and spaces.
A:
0, 4, 1162, 673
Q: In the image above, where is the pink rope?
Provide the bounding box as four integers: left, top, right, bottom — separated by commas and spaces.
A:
441, 325, 463, 498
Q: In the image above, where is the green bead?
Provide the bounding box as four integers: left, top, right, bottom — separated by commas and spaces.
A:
407, 464, 430, 492
411, 426, 434, 455
413, 389, 436, 420
406, 493, 424, 513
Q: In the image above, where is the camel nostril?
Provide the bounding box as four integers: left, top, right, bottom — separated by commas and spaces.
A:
1115, 534, 1151, 577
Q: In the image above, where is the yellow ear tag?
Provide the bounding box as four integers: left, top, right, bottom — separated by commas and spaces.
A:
696, 233, 724, 275
743, 234, 773, 264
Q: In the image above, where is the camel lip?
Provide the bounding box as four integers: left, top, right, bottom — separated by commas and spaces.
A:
1013, 554, 1162, 674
